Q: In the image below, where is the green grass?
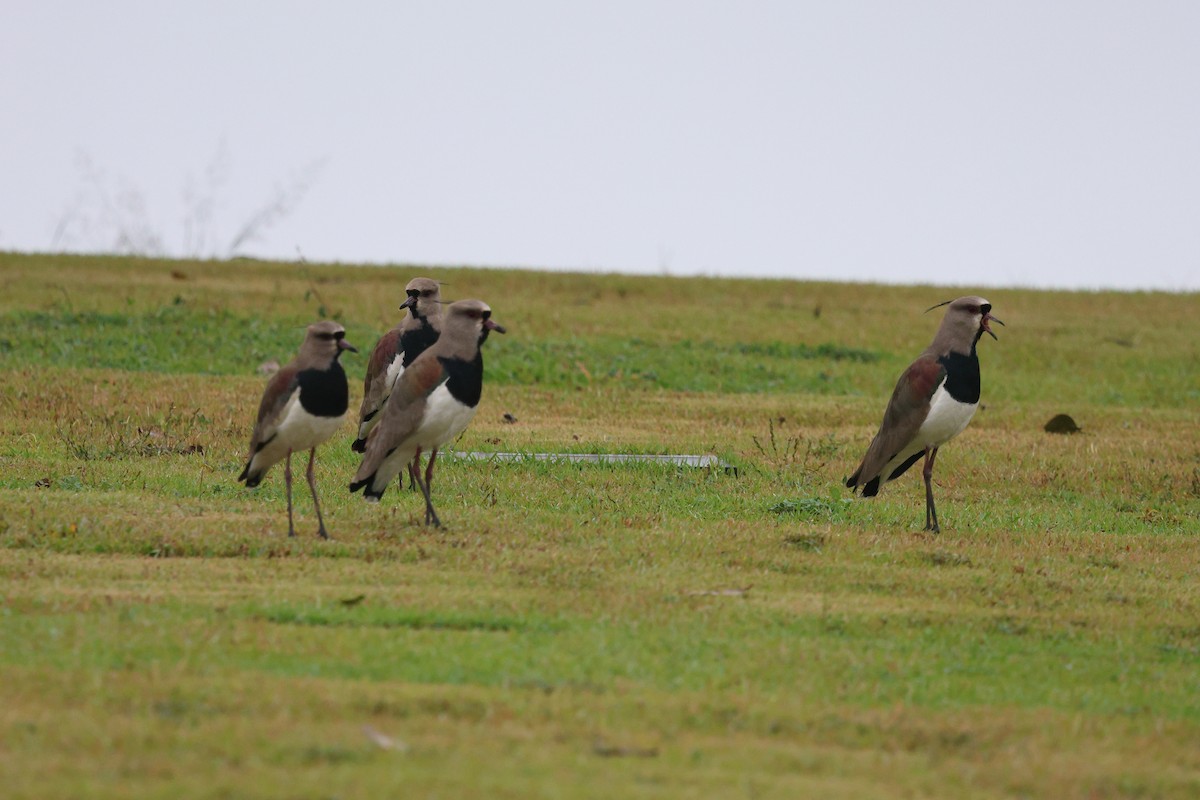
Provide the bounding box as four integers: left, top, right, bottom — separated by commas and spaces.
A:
1, 251, 1199, 798
0, 305, 879, 393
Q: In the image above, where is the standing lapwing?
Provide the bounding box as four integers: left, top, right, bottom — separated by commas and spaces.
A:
349, 299, 505, 527
845, 296, 1002, 533
351, 277, 442, 453
238, 320, 357, 538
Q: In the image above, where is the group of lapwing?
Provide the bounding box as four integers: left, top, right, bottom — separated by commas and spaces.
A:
237, 279, 504, 535
238, 283, 1000, 537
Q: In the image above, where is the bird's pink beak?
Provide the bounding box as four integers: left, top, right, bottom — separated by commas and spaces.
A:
338, 338, 359, 353
485, 319, 506, 334
981, 312, 1004, 340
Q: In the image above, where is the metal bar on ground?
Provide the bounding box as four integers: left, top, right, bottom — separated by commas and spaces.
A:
448, 451, 738, 475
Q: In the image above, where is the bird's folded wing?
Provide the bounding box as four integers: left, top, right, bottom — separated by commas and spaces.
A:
355, 354, 448, 473
358, 328, 401, 420
855, 355, 944, 482
249, 365, 300, 451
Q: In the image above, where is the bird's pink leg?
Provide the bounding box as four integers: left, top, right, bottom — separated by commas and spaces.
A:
424, 448, 438, 492
414, 469, 441, 528
306, 448, 329, 539
285, 449, 295, 537
922, 446, 940, 533
407, 447, 422, 492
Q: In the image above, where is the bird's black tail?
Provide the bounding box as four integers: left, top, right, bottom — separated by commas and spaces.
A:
238, 461, 264, 488
349, 474, 386, 501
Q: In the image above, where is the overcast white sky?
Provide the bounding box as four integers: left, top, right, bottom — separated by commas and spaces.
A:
3, 1, 1199, 290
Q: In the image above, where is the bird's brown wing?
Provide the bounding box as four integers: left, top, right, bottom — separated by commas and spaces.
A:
352, 351, 448, 481
847, 355, 944, 488
246, 364, 300, 458
356, 328, 401, 423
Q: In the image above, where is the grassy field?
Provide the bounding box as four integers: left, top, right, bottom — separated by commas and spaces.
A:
1, 251, 1198, 798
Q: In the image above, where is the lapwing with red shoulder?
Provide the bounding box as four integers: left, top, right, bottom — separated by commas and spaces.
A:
845, 296, 1002, 533
351, 277, 442, 453
238, 320, 357, 538
349, 299, 505, 527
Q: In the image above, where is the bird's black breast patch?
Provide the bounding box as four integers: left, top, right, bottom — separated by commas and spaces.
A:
400, 324, 441, 368
438, 353, 484, 408
938, 349, 981, 405
298, 362, 350, 417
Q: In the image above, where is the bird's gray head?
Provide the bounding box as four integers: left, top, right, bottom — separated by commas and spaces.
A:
303, 320, 358, 361
444, 299, 506, 345
399, 277, 443, 319
927, 296, 1004, 344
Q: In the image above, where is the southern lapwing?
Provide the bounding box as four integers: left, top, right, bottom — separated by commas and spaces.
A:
845, 296, 1002, 533
238, 320, 357, 538
351, 277, 442, 453
349, 299, 505, 527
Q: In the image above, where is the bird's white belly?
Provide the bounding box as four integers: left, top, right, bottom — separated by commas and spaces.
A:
416, 385, 477, 450
367, 386, 476, 494
916, 382, 976, 448
276, 399, 346, 451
